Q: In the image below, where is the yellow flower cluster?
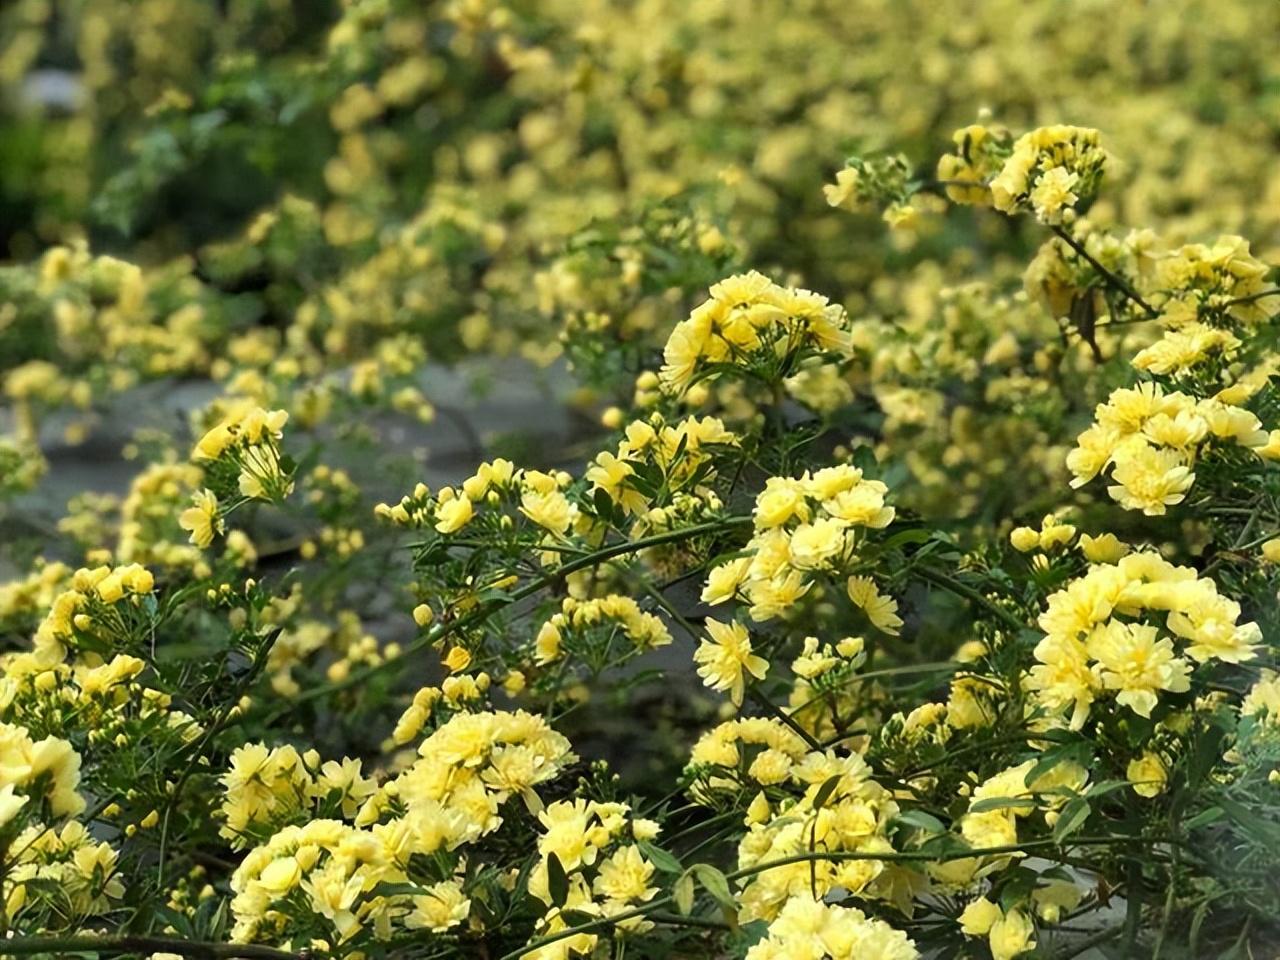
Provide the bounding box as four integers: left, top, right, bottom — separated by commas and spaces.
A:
265, 610, 390, 697
989, 126, 1106, 224
30, 563, 156, 664
0, 721, 85, 819
533, 595, 672, 666
367, 709, 576, 839
193, 404, 293, 503
587, 414, 738, 518
0, 723, 123, 924
660, 271, 852, 395
1145, 234, 1277, 329
688, 717, 813, 796
1243, 671, 1280, 725
1029, 552, 1261, 729
935, 122, 1014, 205
701, 465, 894, 621
220, 744, 376, 845
1130, 322, 1242, 377
735, 751, 899, 922
1067, 382, 1272, 514
958, 759, 1090, 860
527, 800, 662, 956
1009, 516, 1130, 567
118, 462, 213, 571
229, 817, 469, 945
745, 895, 918, 960
378, 458, 583, 541
959, 898, 1038, 960
0, 560, 71, 634
6, 820, 125, 921
227, 709, 575, 946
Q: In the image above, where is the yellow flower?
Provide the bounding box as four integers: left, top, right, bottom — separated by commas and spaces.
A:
1086, 621, 1190, 718
701, 557, 750, 605
593, 845, 656, 904
988, 908, 1036, 960
1028, 166, 1078, 224
823, 167, 862, 211
1009, 527, 1039, 552
1079, 532, 1128, 564
847, 576, 903, 635
406, 881, 471, 932
788, 518, 847, 570
443, 646, 472, 673
435, 495, 474, 534
693, 619, 769, 705
179, 489, 223, 548
1127, 752, 1167, 798
0, 783, 28, 829
959, 897, 1002, 936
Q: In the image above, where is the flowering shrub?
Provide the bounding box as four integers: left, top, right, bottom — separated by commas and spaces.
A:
2, 3, 1280, 959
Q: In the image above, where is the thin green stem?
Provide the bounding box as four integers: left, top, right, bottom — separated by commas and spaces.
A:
154, 627, 283, 901
269, 516, 753, 716
913, 564, 1027, 634
1051, 225, 1158, 319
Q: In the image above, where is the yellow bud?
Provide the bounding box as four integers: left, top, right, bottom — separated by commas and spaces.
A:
1262, 537, 1280, 563
1010, 527, 1039, 552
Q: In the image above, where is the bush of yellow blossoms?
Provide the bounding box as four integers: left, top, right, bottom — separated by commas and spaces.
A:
2, 2, 1280, 958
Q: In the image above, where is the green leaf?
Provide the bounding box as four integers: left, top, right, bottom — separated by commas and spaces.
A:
883, 527, 933, 550
673, 872, 696, 915
811, 774, 843, 810
546, 852, 569, 908
1023, 742, 1089, 789
691, 864, 736, 912
637, 840, 683, 874
1052, 796, 1091, 843
1220, 798, 1280, 847
967, 796, 1037, 814
894, 809, 946, 834
1183, 806, 1225, 831
1084, 778, 1131, 799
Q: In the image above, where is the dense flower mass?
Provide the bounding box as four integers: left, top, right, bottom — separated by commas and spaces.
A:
1, 2, 1280, 959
